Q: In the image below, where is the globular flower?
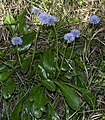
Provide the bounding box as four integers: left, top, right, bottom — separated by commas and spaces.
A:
89, 15, 100, 24
47, 15, 57, 25
64, 33, 75, 42
38, 12, 57, 25
31, 7, 40, 15
70, 29, 80, 38
11, 36, 23, 45
38, 12, 49, 25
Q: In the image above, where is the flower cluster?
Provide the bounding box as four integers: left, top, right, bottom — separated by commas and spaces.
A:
64, 15, 100, 42
31, 7, 41, 15
89, 15, 100, 25
64, 29, 80, 42
11, 9, 100, 46
11, 37, 23, 46
38, 13, 56, 25
31, 7, 57, 26
64, 33, 75, 42
70, 29, 80, 38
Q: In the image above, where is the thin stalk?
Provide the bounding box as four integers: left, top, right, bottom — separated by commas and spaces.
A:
87, 25, 95, 54
56, 43, 68, 79
69, 41, 75, 60
53, 25, 59, 70
30, 27, 40, 71
16, 45, 21, 67
4, 100, 10, 120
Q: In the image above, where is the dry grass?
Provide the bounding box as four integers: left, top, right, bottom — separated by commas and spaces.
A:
1, 0, 105, 38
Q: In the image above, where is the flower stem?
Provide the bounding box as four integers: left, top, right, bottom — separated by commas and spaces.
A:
53, 25, 59, 70
16, 45, 21, 67
87, 25, 95, 55
69, 41, 75, 60
30, 26, 40, 71
56, 43, 68, 79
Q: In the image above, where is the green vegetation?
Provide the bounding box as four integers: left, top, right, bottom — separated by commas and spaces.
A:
0, 0, 105, 120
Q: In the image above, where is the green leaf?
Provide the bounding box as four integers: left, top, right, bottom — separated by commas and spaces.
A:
3, 13, 16, 35
0, 60, 16, 74
3, 78, 15, 99
11, 100, 23, 120
55, 81, 80, 110
11, 84, 40, 120
29, 87, 48, 118
46, 104, 60, 120
3, 13, 15, 25
18, 32, 36, 52
41, 79, 56, 91
43, 49, 55, 73
32, 106, 43, 119
0, 71, 11, 83
38, 65, 56, 91
22, 112, 32, 120
77, 88, 96, 109
0, 50, 6, 58
32, 87, 48, 109
0, 64, 7, 72
38, 65, 47, 79
18, 9, 26, 35
68, 18, 81, 23
22, 32, 36, 45
21, 56, 32, 73
74, 57, 84, 69
61, 62, 69, 71
61, 83, 96, 109
62, 83, 96, 109
76, 71, 87, 87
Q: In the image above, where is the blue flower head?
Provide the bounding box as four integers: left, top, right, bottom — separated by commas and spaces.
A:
89, 15, 100, 24
11, 37, 23, 45
31, 7, 40, 15
47, 15, 57, 25
64, 33, 75, 42
38, 12, 49, 25
70, 29, 80, 38
38, 13, 56, 25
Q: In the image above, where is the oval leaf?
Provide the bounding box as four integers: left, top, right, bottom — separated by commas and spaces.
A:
31, 88, 48, 118
77, 88, 96, 109
43, 49, 55, 73
18, 9, 26, 35
68, 18, 81, 23
55, 81, 80, 110
3, 78, 15, 99
41, 79, 56, 91
21, 56, 32, 73
0, 72, 11, 83
11, 84, 40, 120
